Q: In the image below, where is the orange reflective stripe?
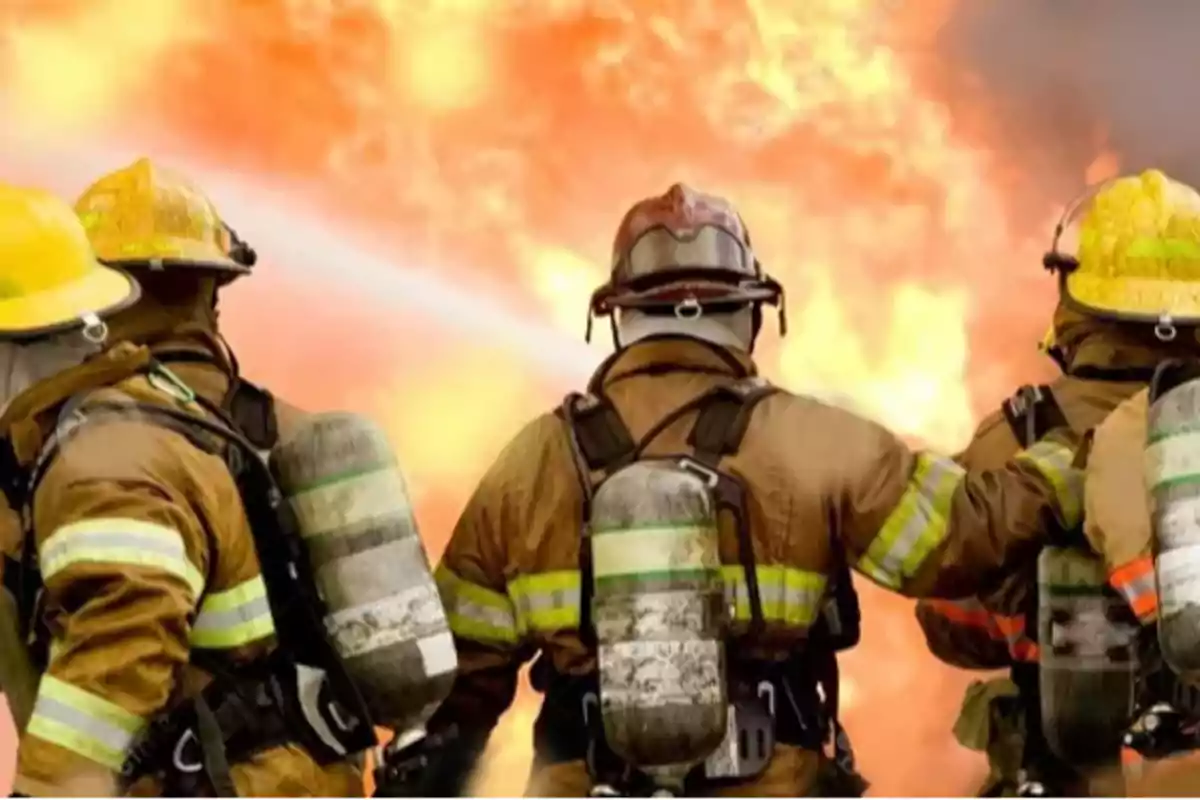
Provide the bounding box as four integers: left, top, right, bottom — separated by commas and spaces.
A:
1110, 556, 1159, 622
1010, 639, 1040, 663
924, 598, 994, 629
925, 599, 1038, 662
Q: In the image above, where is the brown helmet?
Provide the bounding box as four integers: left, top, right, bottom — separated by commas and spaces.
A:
586, 183, 785, 340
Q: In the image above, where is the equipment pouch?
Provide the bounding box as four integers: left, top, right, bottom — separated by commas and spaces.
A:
702, 680, 775, 780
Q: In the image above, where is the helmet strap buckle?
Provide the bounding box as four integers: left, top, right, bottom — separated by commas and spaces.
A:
1156, 315, 1178, 343
79, 312, 108, 346
674, 297, 702, 320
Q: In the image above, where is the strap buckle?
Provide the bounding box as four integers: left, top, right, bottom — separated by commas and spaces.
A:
677, 456, 720, 488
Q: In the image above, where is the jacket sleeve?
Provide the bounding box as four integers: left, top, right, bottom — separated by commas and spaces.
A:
1085, 389, 1158, 623
831, 409, 1082, 599
14, 421, 211, 797
421, 419, 544, 794
914, 412, 1038, 668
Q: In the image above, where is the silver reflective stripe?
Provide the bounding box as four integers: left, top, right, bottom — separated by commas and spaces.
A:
1017, 440, 1083, 529
436, 566, 521, 644
38, 518, 204, 598
26, 675, 144, 770
190, 575, 276, 649
859, 454, 964, 590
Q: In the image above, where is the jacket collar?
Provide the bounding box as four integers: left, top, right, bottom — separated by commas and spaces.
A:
589, 335, 756, 394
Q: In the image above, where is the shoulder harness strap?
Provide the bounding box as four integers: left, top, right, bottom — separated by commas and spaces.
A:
1001, 384, 1069, 448
153, 348, 280, 451
559, 378, 781, 642
686, 377, 779, 465
222, 378, 279, 452
686, 377, 779, 635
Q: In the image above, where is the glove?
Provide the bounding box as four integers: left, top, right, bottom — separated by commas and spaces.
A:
373, 725, 488, 798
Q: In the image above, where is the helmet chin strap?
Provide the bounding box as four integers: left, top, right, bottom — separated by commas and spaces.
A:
615, 306, 756, 352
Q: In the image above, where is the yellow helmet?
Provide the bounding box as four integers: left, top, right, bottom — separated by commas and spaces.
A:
74, 158, 256, 281
1043, 169, 1200, 327
0, 183, 138, 339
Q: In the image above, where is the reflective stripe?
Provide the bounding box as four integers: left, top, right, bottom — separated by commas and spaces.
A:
1123, 236, 1200, 260
190, 575, 276, 649
435, 565, 520, 645
859, 454, 964, 590
924, 598, 1039, 662
25, 675, 144, 770
1016, 440, 1083, 529
39, 518, 204, 598
509, 570, 580, 634
1110, 556, 1159, 622
505, 566, 828, 633
720, 565, 826, 627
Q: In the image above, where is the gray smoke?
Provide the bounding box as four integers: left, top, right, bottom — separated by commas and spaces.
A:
936, 0, 1200, 195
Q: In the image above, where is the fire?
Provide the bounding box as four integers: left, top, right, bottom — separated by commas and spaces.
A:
0, 0, 1106, 795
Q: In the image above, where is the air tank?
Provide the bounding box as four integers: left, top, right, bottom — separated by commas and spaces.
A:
1037, 546, 1137, 767
590, 459, 728, 790
270, 412, 457, 733
1148, 360, 1200, 679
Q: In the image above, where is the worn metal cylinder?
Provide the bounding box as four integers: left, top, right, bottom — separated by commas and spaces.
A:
1148, 362, 1200, 679
271, 412, 457, 733
590, 460, 728, 782
1038, 546, 1137, 767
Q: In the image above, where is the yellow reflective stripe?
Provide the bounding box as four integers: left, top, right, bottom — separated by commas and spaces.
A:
506, 567, 827, 633
435, 565, 519, 645
508, 570, 581, 634
26, 675, 144, 770
1123, 236, 1200, 260
720, 565, 827, 627
39, 518, 204, 598
1016, 440, 1083, 529
190, 575, 276, 649
859, 454, 964, 590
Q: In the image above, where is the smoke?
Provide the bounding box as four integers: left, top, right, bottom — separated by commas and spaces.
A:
936, 0, 1200, 198
0, 116, 601, 387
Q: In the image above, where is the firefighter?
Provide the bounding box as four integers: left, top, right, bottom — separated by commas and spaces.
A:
72, 158, 303, 454
917, 168, 1200, 795
375, 183, 1084, 798
0, 181, 372, 795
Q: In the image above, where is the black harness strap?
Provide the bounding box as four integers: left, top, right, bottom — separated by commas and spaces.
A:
687, 378, 779, 634
560, 378, 777, 643
1001, 384, 1069, 449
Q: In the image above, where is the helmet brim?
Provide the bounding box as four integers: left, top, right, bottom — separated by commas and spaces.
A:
1063, 271, 1200, 325
94, 236, 252, 277
0, 263, 140, 340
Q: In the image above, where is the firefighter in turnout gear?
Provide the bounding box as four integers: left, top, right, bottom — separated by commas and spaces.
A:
1, 172, 377, 797
381, 183, 1085, 797
917, 168, 1200, 795
1081, 170, 1200, 768
55, 157, 370, 795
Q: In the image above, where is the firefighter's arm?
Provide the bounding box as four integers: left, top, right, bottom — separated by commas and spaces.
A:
407, 420, 545, 796
834, 412, 1081, 599
13, 422, 210, 797
914, 412, 1031, 668
914, 598, 1016, 669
